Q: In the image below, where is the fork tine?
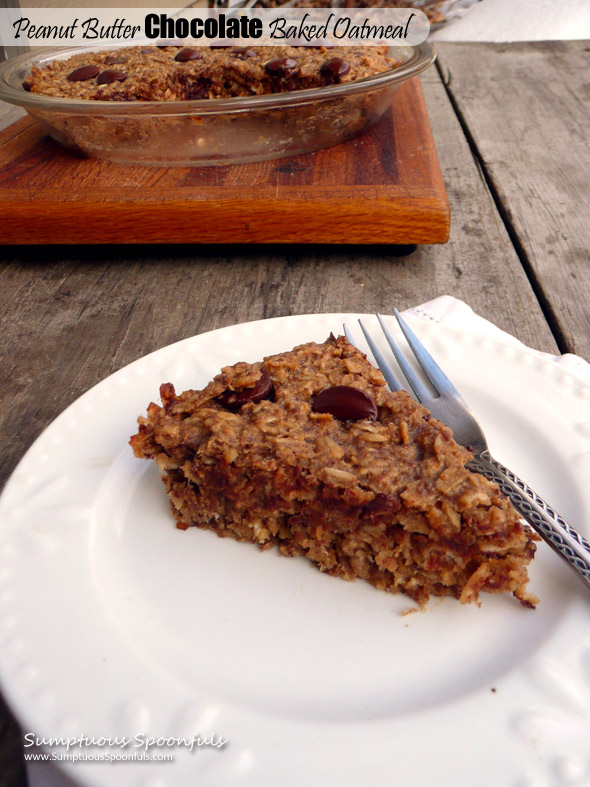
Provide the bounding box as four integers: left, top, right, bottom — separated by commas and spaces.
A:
375, 314, 431, 403
393, 309, 458, 399
356, 320, 403, 392
343, 323, 357, 347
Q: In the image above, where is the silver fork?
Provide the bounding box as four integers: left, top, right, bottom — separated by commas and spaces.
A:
345, 311, 590, 590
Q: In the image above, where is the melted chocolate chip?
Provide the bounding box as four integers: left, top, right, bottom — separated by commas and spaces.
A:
175, 67, 210, 99
22, 81, 32, 92
174, 48, 203, 62
218, 371, 273, 411
320, 57, 351, 84
265, 57, 298, 77
232, 47, 257, 60
183, 80, 209, 100
364, 492, 401, 515
311, 386, 378, 421
67, 65, 100, 82
97, 69, 127, 86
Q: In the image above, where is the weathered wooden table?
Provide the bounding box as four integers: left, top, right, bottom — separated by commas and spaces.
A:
0, 41, 589, 786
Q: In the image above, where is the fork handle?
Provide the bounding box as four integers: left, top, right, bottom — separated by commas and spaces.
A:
467, 450, 590, 589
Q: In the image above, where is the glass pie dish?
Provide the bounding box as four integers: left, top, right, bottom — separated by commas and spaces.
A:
0, 43, 434, 166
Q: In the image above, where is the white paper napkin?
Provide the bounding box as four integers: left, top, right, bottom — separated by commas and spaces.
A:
407, 295, 590, 380
23, 295, 590, 787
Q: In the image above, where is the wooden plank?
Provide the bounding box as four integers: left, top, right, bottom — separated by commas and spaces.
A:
0, 80, 449, 243
0, 78, 450, 244
435, 40, 590, 361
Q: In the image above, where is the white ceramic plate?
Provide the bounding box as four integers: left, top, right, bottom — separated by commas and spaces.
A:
1, 313, 590, 787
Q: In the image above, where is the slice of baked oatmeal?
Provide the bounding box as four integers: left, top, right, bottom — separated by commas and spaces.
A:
130, 335, 539, 608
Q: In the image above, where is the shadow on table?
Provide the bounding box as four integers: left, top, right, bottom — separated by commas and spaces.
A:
1, 244, 419, 264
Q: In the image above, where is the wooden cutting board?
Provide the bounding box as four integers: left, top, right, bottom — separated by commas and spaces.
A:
0, 77, 449, 245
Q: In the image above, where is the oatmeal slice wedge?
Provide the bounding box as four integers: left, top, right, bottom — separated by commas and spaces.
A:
130, 335, 538, 608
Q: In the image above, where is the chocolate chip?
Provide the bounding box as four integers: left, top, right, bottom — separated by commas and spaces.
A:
218, 371, 273, 411
311, 386, 378, 421
175, 48, 203, 62
265, 57, 298, 77
104, 55, 127, 66
232, 47, 256, 60
67, 64, 100, 82
320, 57, 351, 84
22, 81, 32, 92
183, 81, 209, 100
96, 69, 127, 85
364, 492, 401, 515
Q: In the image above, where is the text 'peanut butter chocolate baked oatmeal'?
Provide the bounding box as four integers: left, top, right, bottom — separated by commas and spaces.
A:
25, 45, 397, 101
130, 336, 539, 608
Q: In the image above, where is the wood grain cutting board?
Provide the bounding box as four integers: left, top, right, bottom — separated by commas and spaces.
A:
0, 77, 449, 245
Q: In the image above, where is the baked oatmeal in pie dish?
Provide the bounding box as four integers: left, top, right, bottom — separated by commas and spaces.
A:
0, 42, 434, 165
24, 45, 397, 101
130, 335, 539, 609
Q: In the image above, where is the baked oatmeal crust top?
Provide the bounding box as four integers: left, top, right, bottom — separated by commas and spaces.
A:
26, 45, 397, 101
